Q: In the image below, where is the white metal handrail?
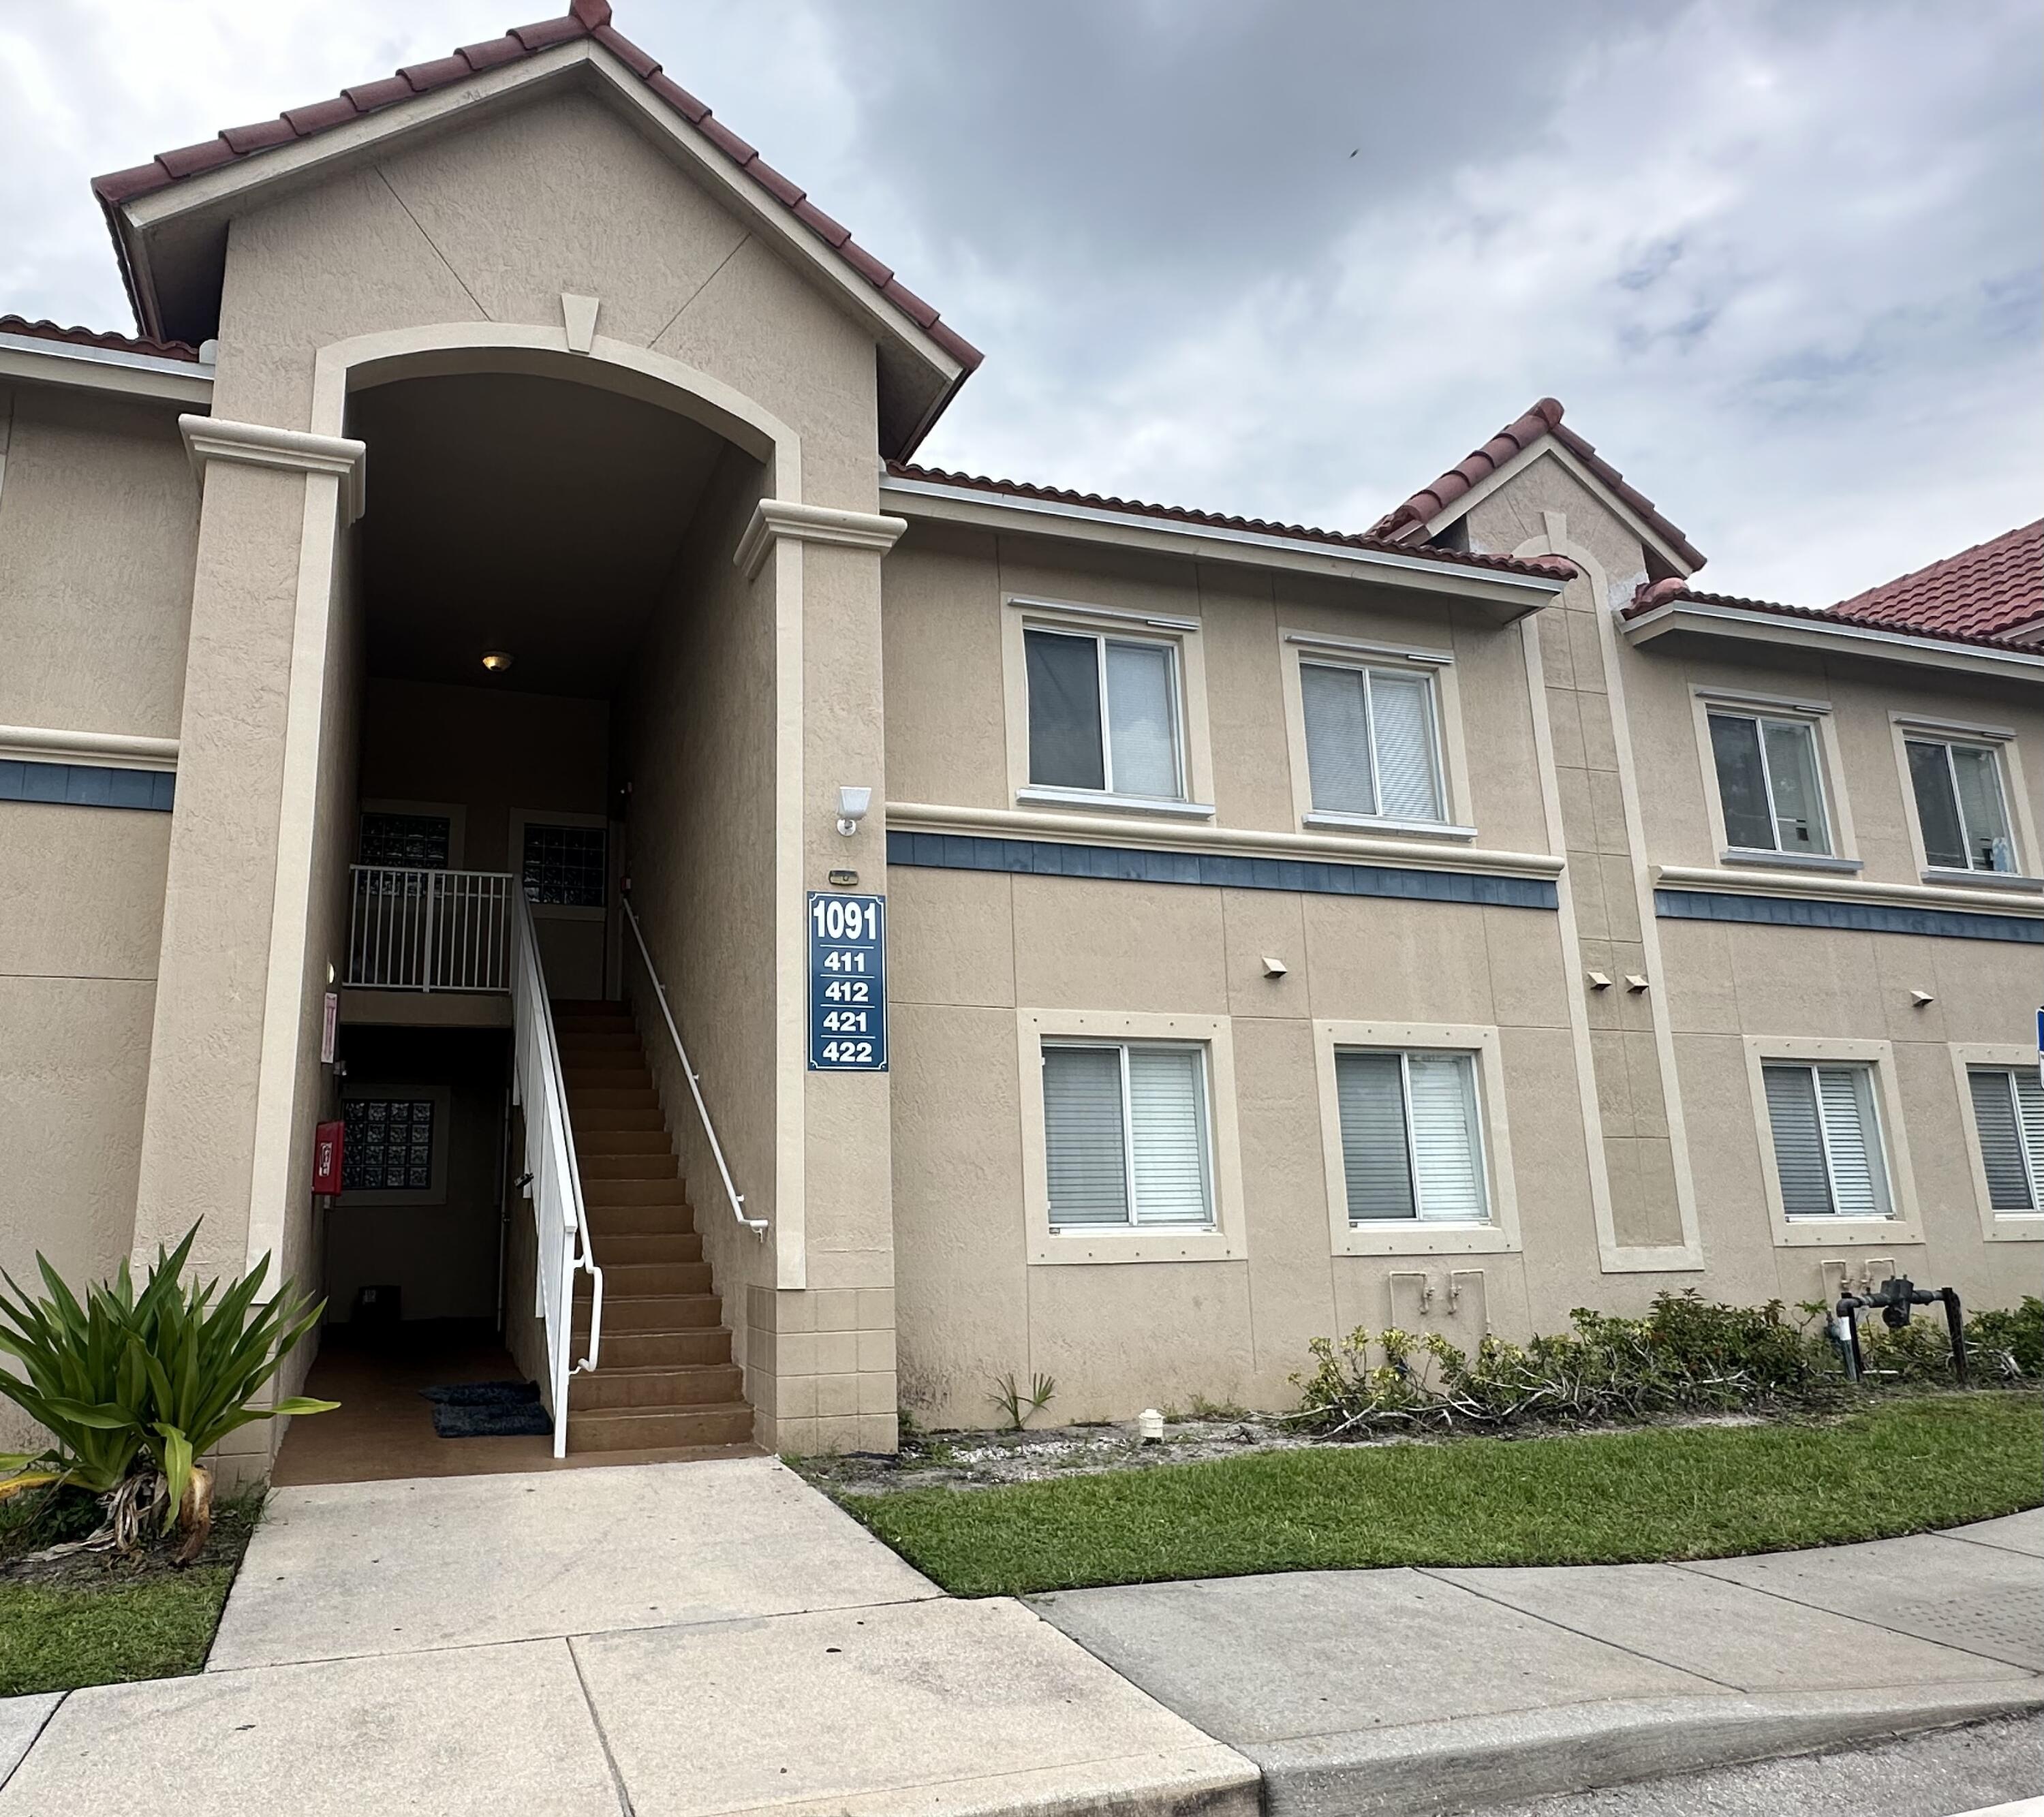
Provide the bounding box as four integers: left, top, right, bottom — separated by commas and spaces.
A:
346, 865, 512, 992
510, 890, 604, 1456
621, 899, 766, 1237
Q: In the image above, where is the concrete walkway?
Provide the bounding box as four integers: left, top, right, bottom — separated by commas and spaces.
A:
1032, 1509, 2044, 1816
2, 1464, 2039, 1816
0, 1457, 1254, 1816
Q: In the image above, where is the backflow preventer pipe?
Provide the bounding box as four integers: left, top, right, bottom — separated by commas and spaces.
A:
1831, 1277, 1966, 1385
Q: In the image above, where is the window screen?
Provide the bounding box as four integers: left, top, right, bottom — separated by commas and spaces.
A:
1023, 626, 1182, 798
1300, 662, 1444, 822
358, 811, 451, 869
1042, 1041, 1211, 1230
1762, 1062, 1891, 1217
1907, 739, 2015, 872
521, 822, 606, 908
342, 1096, 435, 1193
1708, 712, 1831, 855
1333, 1049, 1488, 1223
1968, 1068, 2044, 1211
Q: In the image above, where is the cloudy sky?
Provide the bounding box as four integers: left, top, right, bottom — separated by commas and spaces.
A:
3, 0, 2036, 602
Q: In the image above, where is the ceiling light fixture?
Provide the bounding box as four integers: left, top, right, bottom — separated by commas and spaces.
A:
480, 650, 514, 674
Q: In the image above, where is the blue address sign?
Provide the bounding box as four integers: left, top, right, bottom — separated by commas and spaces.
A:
807, 891, 887, 1070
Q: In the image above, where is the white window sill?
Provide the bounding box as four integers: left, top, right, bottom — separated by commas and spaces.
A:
1987, 1211, 2044, 1241
1335, 1220, 1516, 1258
1921, 867, 2044, 894
1774, 1215, 1922, 1249
1720, 848, 1863, 874
1305, 811, 1477, 841
1034, 1224, 1241, 1264
1017, 786, 1215, 820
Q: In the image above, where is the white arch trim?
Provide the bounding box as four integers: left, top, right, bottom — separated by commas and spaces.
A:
308, 321, 802, 499
247, 324, 809, 1288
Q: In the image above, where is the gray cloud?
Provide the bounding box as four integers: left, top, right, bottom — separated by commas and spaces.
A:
2, 0, 2035, 602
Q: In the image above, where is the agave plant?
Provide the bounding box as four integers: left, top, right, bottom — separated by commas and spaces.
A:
0, 1224, 336, 1557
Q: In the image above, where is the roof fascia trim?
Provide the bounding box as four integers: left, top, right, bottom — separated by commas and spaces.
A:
880, 476, 1566, 610
1425, 439, 1699, 580
1623, 599, 2044, 680
116, 40, 963, 392
0, 336, 213, 405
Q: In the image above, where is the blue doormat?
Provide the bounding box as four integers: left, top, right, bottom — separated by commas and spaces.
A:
419, 1380, 553, 1439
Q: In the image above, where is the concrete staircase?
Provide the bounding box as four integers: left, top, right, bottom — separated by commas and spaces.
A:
555, 1000, 754, 1453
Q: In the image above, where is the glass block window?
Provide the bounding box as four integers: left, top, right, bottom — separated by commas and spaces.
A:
358, 811, 452, 869
521, 822, 606, 908
342, 1096, 435, 1193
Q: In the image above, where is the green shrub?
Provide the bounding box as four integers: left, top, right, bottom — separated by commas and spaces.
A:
1295, 1290, 2041, 1440
1294, 1291, 1832, 1438
1966, 1296, 2044, 1380
0, 1224, 335, 1551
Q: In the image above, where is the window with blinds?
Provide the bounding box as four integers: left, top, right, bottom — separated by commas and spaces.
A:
1707, 711, 1831, 856
1761, 1062, 1892, 1217
1024, 627, 1183, 799
1968, 1067, 2044, 1212
1042, 1041, 1213, 1230
1300, 662, 1444, 823
1333, 1049, 1488, 1223
1906, 739, 2017, 873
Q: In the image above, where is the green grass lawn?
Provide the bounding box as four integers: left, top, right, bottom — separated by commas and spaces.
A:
840, 1392, 2043, 1598
0, 1490, 260, 1697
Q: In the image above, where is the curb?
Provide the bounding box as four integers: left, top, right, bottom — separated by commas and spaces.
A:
1247, 1681, 2044, 1816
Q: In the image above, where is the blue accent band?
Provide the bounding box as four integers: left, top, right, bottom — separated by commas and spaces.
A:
0, 759, 175, 812
1656, 887, 2044, 945
887, 829, 1558, 909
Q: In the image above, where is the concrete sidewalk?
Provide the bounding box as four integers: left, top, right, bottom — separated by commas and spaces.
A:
2, 1463, 2039, 1816
0, 1457, 1256, 1817
1032, 1510, 2044, 1816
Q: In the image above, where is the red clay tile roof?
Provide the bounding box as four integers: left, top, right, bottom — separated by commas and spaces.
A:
1371, 397, 1705, 571
1623, 576, 2041, 657
0, 314, 202, 362
887, 461, 1581, 583
89, 0, 980, 374
1828, 520, 2042, 642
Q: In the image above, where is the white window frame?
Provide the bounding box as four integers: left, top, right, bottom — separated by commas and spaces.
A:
1691, 689, 1858, 872
1312, 1020, 1520, 1256
508, 807, 609, 922
1002, 596, 1215, 819
1889, 715, 2042, 890
1949, 1043, 2044, 1242
1742, 1037, 1921, 1247
1017, 1008, 1245, 1263
1280, 631, 1475, 839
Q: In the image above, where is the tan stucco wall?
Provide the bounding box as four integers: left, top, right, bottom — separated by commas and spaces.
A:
0, 808, 166, 1451
0, 383, 197, 736
880, 524, 1593, 1425
211, 87, 881, 513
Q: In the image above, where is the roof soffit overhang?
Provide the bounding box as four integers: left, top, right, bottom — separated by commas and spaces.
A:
105, 40, 967, 457
881, 474, 1571, 622
1421, 438, 1701, 582
1622, 597, 2044, 684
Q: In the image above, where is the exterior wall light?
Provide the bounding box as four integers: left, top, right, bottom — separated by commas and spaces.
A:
836, 786, 872, 837
480, 650, 514, 674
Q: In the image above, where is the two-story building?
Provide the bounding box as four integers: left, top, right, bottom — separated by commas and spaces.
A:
3, 1, 2037, 1478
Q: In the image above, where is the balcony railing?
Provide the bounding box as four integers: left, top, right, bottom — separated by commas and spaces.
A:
345, 865, 514, 992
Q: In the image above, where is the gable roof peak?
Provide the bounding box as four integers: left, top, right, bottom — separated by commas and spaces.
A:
1372, 394, 1703, 574
88, 2, 978, 454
